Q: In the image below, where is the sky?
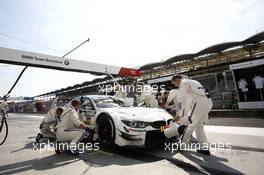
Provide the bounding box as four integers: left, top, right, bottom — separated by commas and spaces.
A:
0, 0, 264, 97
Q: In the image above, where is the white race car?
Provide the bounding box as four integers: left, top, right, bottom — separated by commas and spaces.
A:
74, 95, 173, 147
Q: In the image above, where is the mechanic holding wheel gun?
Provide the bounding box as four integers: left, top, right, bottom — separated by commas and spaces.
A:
171, 74, 213, 155
55, 99, 94, 155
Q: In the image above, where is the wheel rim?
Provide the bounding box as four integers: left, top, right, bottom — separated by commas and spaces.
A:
98, 117, 114, 144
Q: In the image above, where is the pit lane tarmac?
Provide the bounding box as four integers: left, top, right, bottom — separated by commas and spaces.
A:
86, 143, 245, 175
1, 113, 264, 175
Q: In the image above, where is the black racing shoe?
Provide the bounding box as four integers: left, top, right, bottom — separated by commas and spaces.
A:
35, 133, 43, 142
67, 149, 80, 156
197, 149, 211, 155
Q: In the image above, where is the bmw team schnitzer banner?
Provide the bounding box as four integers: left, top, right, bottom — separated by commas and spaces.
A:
0, 47, 140, 77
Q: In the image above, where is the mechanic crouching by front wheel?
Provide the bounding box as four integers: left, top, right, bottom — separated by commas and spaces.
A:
55, 99, 94, 155
171, 74, 213, 155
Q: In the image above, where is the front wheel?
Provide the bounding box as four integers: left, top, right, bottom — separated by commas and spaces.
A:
97, 115, 115, 147
0, 111, 8, 145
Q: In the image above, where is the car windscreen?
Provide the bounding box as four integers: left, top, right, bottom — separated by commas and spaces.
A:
91, 97, 120, 108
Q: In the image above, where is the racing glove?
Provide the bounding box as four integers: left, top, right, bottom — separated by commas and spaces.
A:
84, 127, 95, 134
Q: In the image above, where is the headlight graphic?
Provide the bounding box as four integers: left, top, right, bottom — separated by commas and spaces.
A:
121, 120, 150, 128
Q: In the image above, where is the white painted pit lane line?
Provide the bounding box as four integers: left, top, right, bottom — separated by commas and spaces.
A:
7, 113, 44, 119
205, 125, 264, 137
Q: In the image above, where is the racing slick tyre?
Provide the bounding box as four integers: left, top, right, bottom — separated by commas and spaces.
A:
97, 114, 115, 147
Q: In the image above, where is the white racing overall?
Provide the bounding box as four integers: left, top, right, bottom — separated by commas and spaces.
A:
55, 107, 85, 145
39, 100, 60, 138
178, 79, 213, 145
114, 91, 127, 100
166, 89, 181, 115
40, 108, 59, 138
138, 85, 158, 108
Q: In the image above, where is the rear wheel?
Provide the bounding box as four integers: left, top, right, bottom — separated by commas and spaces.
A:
0, 111, 8, 145
97, 115, 115, 147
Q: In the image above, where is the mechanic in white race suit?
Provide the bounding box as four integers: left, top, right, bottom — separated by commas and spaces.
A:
172, 74, 213, 155
165, 75, 193, 118
164, 88, 182, 116
36, 98, 63, 142
114, 85, 127, 100
56, 99, 93, 155
137, 82, 158, 108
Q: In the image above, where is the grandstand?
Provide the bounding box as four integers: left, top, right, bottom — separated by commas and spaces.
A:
34, 31, 264, 110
